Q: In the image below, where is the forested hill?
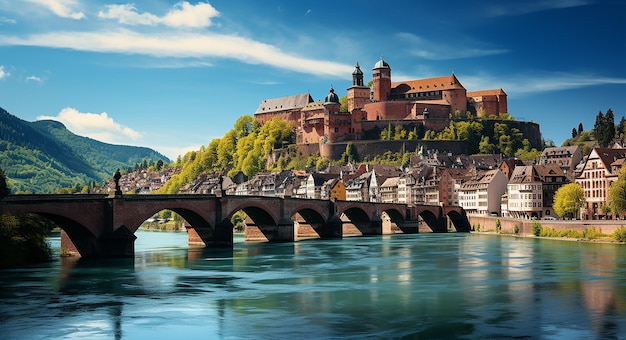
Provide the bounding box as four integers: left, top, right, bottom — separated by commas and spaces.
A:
0, 107, 169, 193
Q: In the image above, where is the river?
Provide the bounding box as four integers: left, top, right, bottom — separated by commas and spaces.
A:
1, 231, 625, 339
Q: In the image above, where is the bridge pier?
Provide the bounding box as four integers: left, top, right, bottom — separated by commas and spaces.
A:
244, 218, 295, 243
61, 227, 136, 257
187, 219, 234, 248
396, 220, 420, 234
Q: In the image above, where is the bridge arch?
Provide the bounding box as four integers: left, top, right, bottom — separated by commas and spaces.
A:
120, 207, 213, 233
26, 212, 98, 257
292, 207, 330, 239
381, 208, 406, 234
445, 208, 471, 232
417, 209, 441, 232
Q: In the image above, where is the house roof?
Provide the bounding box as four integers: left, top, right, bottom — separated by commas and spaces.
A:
590, 148, 626, 171
255, 93, 313, 114
540, 145, 581, 158
380, 177, 399, 188
509, 165, 541, 184
534, 164, 565, 178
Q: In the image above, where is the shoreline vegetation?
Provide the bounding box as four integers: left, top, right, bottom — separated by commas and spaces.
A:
472, 221, 626, 244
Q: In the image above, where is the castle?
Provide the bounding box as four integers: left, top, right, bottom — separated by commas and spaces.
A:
254, 57, 508, 154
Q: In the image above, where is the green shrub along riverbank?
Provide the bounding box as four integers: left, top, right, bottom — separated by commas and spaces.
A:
473, 219, 626, 243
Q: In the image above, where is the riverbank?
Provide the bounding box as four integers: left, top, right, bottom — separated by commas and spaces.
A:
468, 215, 626, 243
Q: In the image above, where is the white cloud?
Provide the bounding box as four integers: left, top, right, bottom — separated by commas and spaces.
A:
486, 0, 590, 17
37, 107, 142, 143
97, 4, 158, 26
24, 0, 85, 20
397, 32, 510, 60
0, 16, 17, 24
0, 65, 8, 79
0, 29, 353, 76
98, 1, 220, 28
162, 1, 219, 28
26, 75, 43, 83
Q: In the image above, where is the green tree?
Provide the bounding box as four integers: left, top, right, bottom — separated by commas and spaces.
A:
479, 136, 496, 154
609, 166, 626, 217
593, 109, 615, 147
553, 183, 585, 219
339, 95, 348, 112
342, 142, 358, 163
617, 116, 626, 139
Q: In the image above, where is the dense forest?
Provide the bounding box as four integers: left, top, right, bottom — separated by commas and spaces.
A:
0, 107, 169, 193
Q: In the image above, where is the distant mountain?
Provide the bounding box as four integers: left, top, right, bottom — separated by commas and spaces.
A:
0, 107, 169, 193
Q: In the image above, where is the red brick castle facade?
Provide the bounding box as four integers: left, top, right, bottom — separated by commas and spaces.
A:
254, 58, 508, 151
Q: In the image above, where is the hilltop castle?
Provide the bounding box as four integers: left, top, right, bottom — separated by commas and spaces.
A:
254, 57, 509, 156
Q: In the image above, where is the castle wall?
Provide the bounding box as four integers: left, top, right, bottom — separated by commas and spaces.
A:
364, 101, 411, 120
314, 140, 467, 160
255, 110, 301, 126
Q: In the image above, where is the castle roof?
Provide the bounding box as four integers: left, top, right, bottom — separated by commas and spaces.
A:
390, 73, 465, 96
324, 87, 340, 104
373, 58, 390, 69
466, 88, 507, 97
255, 93, 313, 114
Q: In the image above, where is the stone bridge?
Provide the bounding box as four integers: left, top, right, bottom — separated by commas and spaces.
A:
0, 194, 470, 258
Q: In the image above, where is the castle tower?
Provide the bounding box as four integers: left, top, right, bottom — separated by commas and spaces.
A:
372, 57, 391, 102
347, 62, 370, 112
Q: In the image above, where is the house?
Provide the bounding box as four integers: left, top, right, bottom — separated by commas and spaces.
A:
506, 165, 544, 219
535, 164, 569, 218
397, 170, 417, 204
438, 168, 471, 206
345, 171, 371, 202
306, 173, 337, 199
380, 177, 400, 203
459, 169, 508, 215
539, 145, 583, 179
320, 178, 346, 201
575, 148, 626, 219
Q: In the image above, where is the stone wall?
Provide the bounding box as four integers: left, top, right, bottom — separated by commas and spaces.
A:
313, 139, 467, 159
468, 215, 626, 236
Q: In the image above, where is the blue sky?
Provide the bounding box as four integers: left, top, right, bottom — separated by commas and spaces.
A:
0, 0, 624, 160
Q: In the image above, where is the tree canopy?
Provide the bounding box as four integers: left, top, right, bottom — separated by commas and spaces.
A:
593, 109, 615, 147
609, 166, 626, 217
553, 183, 586, 219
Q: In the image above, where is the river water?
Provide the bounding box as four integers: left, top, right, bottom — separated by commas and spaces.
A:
1, 231, 625, 339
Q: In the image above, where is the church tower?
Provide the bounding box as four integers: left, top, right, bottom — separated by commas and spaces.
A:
347, 62, 370, 112
372, 57, 391, 102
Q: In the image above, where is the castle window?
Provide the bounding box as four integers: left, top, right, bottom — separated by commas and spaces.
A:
334, 127, 339, 133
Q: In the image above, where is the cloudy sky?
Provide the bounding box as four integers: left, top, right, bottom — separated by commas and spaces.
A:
0, 0, 624, 160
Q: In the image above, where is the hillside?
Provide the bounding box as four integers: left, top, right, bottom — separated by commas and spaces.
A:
0, 107, 169, 193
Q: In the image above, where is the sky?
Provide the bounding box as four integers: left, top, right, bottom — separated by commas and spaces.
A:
0, 0, 624, 161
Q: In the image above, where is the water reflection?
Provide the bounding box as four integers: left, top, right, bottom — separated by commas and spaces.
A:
1, 232, 625, 339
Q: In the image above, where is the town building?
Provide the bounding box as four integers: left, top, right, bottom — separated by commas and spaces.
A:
459, 169, 508, 215
539, 146, 583, 178
576, 148, 626, 219
506, 165, 544, 219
